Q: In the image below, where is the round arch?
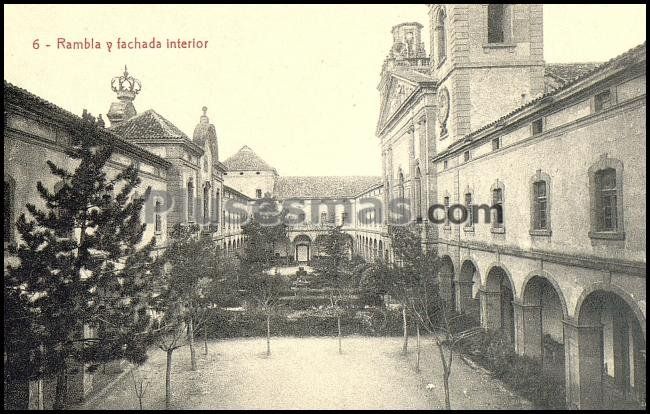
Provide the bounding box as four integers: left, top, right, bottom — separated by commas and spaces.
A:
521, 270, 569, 319
575, 282, 646, 336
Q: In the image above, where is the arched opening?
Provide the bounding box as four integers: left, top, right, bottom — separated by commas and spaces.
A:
372, 239, 378, 262
293, 235, 311, 263
414, 166, 422, 222
187, 179, 194, 222
202, 182, 210, 224
458, 260, 480, 322
378, 240, 383, 261
521, 276, 566, 380
576, 290, 645, 409
438, 256, 455, 311
483, 266, 515, 342
435, 8, 447, 64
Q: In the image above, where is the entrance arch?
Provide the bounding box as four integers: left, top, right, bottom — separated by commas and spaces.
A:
573, 288, 646, 408
482, 266, 515, 342
458, 259, 480, 322
438, 255, 455, 310
293, 234, 311, 263
520, 274, 567, 379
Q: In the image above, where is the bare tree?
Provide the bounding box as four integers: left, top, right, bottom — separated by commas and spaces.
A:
130, 366, 151, 410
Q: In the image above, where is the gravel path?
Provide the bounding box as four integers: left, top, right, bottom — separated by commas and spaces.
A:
85, 335, 531, 410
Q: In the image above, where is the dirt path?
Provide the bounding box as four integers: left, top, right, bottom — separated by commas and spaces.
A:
85, 335, 531, 410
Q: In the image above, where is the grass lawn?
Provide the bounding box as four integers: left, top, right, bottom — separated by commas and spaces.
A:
83, 335, 532, 410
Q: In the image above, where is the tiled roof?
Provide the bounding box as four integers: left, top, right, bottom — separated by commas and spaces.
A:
392, 67, 435, 84
223, 145, 275, 172
273, 176, 382, 199
109, 109, 189, 140
544, 62, 602, 92
441, 42, 646, 157
4, 81, 171, 168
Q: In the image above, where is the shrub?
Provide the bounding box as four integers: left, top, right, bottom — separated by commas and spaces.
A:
456, 329, 566, 409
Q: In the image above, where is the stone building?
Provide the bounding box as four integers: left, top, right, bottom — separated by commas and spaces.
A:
377, 4, 646, 409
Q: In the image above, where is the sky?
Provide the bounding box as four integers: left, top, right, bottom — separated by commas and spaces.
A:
4, 4, 646, 176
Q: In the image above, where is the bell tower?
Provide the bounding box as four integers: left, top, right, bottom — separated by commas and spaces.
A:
428, 4, 545, 142
107, 66, 141, 126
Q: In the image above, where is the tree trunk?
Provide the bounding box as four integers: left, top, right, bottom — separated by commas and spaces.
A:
443, 370, 451, 410
266, 313, 271, 357
416, 322, 421, 372
53, 366, 66, 410
402, 306, 409, 355
204, 323, 208, 355
165, 349, 173, 409
188, 314, 196, 371
337, 316, 342, 355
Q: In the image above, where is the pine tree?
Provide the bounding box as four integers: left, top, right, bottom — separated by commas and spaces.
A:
4, 113, 157, 409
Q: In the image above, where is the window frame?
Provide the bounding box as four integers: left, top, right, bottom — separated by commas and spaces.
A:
529, 170, 552, 237
463, 189, 474, 232
490, 180, 505, 234
588, 155, 625, 240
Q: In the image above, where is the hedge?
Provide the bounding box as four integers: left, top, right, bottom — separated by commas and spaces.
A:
201, 307, 419, 339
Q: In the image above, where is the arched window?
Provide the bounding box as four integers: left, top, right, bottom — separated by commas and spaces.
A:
397, 170, 405, 221
154, 200, 162, 233
588, 156, 625, 240
464, 190, 474, 230
4, 176, 15, 244
414, 166, 423, 222
203, 182, 210, 224
530, 170, 551, 236
435, 8, 447, 64
187, 179, 194, 222
491, 180, 505, 232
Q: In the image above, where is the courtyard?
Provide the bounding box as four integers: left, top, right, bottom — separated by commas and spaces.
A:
84, 336, 531, 410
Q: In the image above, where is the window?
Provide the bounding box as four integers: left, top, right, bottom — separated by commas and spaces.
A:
435, 8, 447, 64
256, 189, 262, 199
463, 151, 470, 162
595, 168, 618, 231
533, 181, 547, 230
414, 166, 422, 221
321, 212, 327, 224
213, 190, 220, 225
155, 201, 162, 233
532, 118, 544, 135
492, 187, 504, 229
588, 156, 624, 240
492, 137, 501, 151
464, 192, 473, 228
529, 170, 552, 236
594, 90, 612, 112
487, 4, 505, 43
443, 160, 448, 170
256, 171, 260, 175
187, 179, 194, 221
201, 184, 209, 222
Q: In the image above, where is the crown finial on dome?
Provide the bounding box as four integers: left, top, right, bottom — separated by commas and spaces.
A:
110, 65, 141, 101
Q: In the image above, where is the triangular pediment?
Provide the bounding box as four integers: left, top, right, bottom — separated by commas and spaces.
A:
376, 73, 418, 134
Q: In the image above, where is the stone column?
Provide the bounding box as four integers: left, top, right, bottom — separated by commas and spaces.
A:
513, 300, 542, 357
563, 319, 604, 409
455, 279, 474, 315
480, 288, 502, 331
